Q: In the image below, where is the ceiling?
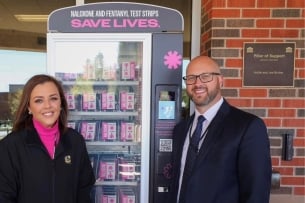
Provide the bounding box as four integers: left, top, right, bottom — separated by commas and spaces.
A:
0, 0, 191, 34
0, 0, 73, 33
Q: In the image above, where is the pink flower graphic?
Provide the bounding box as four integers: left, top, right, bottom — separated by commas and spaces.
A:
164, 50, 182, 69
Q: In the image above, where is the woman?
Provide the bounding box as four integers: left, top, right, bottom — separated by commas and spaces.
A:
0, 74, 95, 203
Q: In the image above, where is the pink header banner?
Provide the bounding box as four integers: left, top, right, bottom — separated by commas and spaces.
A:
48, 2, 184, 33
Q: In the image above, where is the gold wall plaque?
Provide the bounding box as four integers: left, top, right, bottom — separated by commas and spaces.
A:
243, 43, 295, 87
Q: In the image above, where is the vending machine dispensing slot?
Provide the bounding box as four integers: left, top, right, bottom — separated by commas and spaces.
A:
153, 85, 181, 203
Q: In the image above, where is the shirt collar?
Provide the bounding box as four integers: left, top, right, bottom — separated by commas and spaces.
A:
194, 97, 224, 122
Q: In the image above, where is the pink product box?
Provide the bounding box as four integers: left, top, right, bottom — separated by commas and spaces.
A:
100, 91, 116, 111
99, 161, 116, 181
80, 121, 97, 141
120, 122, 135, 141
67, 121, 78, 130
120, 91, 135, 111
101, 122, 117, 141
101, 194, 116, 203
65, 93, 76, 110
118, 162, 136, 181
64, 73, 77, 81
102, 66, 117, 80
119, 188, 135, 203
55, 72, 77, 81
121, 61, 136, 80
82, 93, 97, 111
83, 63, 95, 80
96, 185, 117, 202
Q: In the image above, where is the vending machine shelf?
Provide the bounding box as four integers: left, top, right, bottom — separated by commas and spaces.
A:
95, 180, 139, 186
68, 111, 139, 120
61, 80, 140, 86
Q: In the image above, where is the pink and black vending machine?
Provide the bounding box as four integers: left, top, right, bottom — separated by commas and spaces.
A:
47, 2, 183, 203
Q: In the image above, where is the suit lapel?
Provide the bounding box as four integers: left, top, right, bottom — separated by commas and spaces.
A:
196, 100, 231, 163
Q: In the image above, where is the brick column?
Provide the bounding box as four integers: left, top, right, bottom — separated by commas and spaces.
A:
200, 0, 305, 197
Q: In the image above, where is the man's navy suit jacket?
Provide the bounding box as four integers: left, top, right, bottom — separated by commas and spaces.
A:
168, 99, 272, 203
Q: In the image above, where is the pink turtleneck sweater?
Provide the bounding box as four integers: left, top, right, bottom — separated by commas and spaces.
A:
33, 119, 60, 159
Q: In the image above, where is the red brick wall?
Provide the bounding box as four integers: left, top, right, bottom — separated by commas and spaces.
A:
201, 0, 305, 196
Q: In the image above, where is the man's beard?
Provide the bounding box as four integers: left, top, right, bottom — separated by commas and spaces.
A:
190, 86, 219, 107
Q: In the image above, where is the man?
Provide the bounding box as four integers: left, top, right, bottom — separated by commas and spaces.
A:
168, 56, 272, 203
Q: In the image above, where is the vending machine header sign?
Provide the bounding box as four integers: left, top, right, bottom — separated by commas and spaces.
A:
48, 2, 184, 33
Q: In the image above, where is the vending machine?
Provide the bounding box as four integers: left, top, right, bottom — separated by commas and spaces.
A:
47, 2, 183, 203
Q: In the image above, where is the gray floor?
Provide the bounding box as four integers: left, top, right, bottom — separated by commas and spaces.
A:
270, 194, 305, 203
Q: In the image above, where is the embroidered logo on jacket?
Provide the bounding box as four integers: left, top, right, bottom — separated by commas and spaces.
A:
64, 155, 72, 164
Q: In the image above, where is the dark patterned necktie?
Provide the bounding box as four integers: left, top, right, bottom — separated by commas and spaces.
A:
179, 115, 205, 203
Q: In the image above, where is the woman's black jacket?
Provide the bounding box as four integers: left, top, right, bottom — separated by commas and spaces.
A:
0, 127, 96, 203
